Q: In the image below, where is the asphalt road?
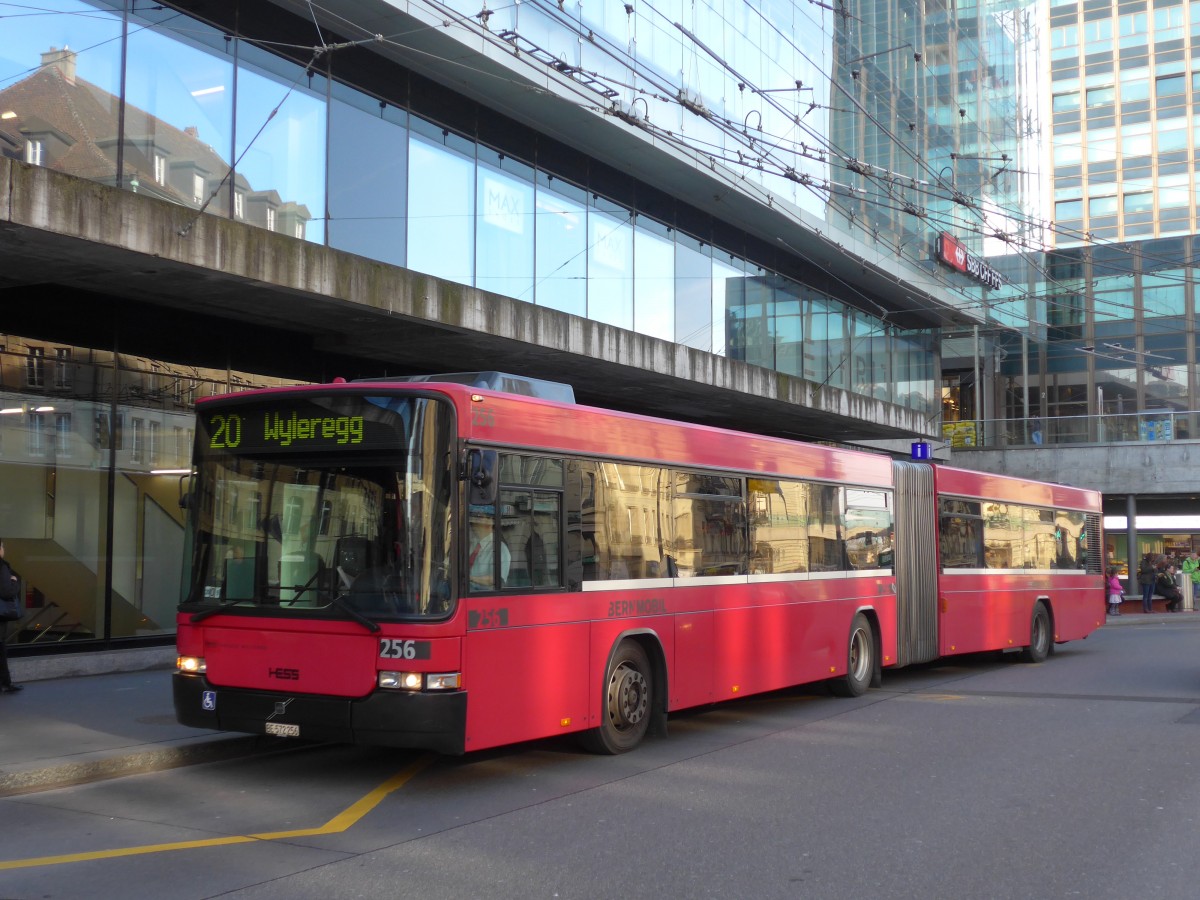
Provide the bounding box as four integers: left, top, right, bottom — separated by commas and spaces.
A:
5, 618, 1200, 900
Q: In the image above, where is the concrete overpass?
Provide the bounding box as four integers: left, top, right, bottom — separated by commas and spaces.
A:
0, 158, 937, 446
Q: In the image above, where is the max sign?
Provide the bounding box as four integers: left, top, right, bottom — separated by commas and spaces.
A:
936, 232, 1003, 290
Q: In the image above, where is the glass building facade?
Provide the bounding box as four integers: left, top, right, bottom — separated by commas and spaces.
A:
0, 338, 298, 644
0, 0, 1025, 648
962, 0, 1200, 445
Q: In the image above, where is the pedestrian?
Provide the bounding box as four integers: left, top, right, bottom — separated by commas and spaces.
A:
1137, 552, 1157, 613
1158, 563, 1184, 613
0, 539, 23, 693
1106, 567, 1123, 616
467, 514, 510, 591
1182, 550, 1200, 605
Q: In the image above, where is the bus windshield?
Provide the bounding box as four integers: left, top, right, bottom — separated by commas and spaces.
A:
182, 393, 455, 621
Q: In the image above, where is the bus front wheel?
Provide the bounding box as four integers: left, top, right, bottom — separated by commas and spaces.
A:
830, 613, 874, 698
1020, 601, 1052, 663
580, 641, 652, 754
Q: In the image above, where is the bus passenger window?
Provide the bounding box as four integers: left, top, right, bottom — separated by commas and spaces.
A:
500, 489, 561, 588
940, 516, 983, 568
808, 483, 843, 571
844, 489, 893, 571
672, 472, 746, 576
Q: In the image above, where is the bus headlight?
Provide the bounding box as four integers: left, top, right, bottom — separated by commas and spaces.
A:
378, 671, 424, 691
377, 671, 462, 691
177, 656, 206, 674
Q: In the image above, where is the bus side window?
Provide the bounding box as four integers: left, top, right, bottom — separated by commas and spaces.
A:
500, 489, 562, 588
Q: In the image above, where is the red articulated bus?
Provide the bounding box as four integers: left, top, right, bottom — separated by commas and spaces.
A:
174, 374, 1104, 754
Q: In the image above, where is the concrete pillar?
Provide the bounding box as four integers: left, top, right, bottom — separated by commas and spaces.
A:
1125, 494, 1138, 595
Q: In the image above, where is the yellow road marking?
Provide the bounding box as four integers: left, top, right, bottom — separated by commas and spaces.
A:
0, 754, 435, 871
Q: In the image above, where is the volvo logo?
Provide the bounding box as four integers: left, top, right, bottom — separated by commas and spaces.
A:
267, 698, 293, 721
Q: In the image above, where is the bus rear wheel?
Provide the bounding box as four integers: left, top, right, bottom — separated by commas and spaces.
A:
1020, 601, 1052, 663
830, 613, 874, 697
580, 641, 652, 754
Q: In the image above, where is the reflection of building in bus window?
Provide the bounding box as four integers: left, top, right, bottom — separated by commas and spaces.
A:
468, 517, 510, 590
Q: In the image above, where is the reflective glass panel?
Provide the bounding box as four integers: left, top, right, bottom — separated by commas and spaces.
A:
711, 255, 744, 358
534, 175, 587, 315
675, 236, 712, 351
728, 274, 774, 369
124, 10, 233, 212
775, 281, 804, 377
588, 199, 633, 329
1, 0, 123, 188
634, 222, 675, 338
234, 45, 327, 242
328, 94, 407, 267
477, 151, 535, 300
0, 341, 115, 642
408, 134, 475, 286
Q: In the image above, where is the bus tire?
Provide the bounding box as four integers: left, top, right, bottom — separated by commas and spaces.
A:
1020, 601, 1052, 663
580, 640, 652, 754
830, 613, 874, 698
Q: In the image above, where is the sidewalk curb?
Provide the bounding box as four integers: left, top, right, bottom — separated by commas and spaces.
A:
9, 646, 176, 683
0, 734, 292, 797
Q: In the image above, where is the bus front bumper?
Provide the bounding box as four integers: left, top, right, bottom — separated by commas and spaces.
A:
173, 673, 467, 755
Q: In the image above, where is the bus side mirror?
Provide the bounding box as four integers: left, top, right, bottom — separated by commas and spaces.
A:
466, 449, 498, 505
178, 473, 194, 510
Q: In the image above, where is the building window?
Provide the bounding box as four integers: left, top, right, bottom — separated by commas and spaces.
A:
1052, 91, 1080, 112
148, 420, 161, 466
192, 173, 205, 204
27, 413, 45, 456
24, 139, 44, 166
131, 417, 144, 463
1055, 199, 1083, 220
55, 413, 72, 457
25, 346, 45, 387
154, 153, 166, 184
1156, 74, 1186, 98
233, 192, 244, 219
1124, 192, 1153, 214
53, 347, 71, 389
94, 412, 110, 449
266, 208, 275, 232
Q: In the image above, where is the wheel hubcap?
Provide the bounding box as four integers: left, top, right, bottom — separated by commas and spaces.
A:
849, 628, 869, 681
607, 662, 648, 732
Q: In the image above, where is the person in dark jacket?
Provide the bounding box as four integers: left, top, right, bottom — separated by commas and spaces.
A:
1157, 564, 1183, 613
1137, 553, 1158, 613
0, 539, 21, 692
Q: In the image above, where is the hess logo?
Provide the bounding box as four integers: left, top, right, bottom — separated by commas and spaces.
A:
268, 667, 300, 681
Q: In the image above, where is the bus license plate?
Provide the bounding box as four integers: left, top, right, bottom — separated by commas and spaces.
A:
265, 722, 300, 737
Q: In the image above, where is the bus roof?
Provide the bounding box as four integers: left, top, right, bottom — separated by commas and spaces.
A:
932, 464, 1101, 512
199, 379, 894, 487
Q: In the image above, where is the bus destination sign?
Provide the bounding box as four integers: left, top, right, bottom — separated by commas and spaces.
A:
203, 402, 403, 454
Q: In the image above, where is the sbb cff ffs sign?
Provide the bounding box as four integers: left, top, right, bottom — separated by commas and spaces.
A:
936, 233, 1003, 290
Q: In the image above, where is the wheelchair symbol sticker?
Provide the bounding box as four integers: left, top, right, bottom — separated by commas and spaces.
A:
202, 690, 217, 711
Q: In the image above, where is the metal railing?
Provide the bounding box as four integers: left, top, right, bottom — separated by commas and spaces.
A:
946, 410, 1200, 450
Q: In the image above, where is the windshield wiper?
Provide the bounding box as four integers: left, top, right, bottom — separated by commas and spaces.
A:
327, 592, 382, 633
189, 601, 243, 623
